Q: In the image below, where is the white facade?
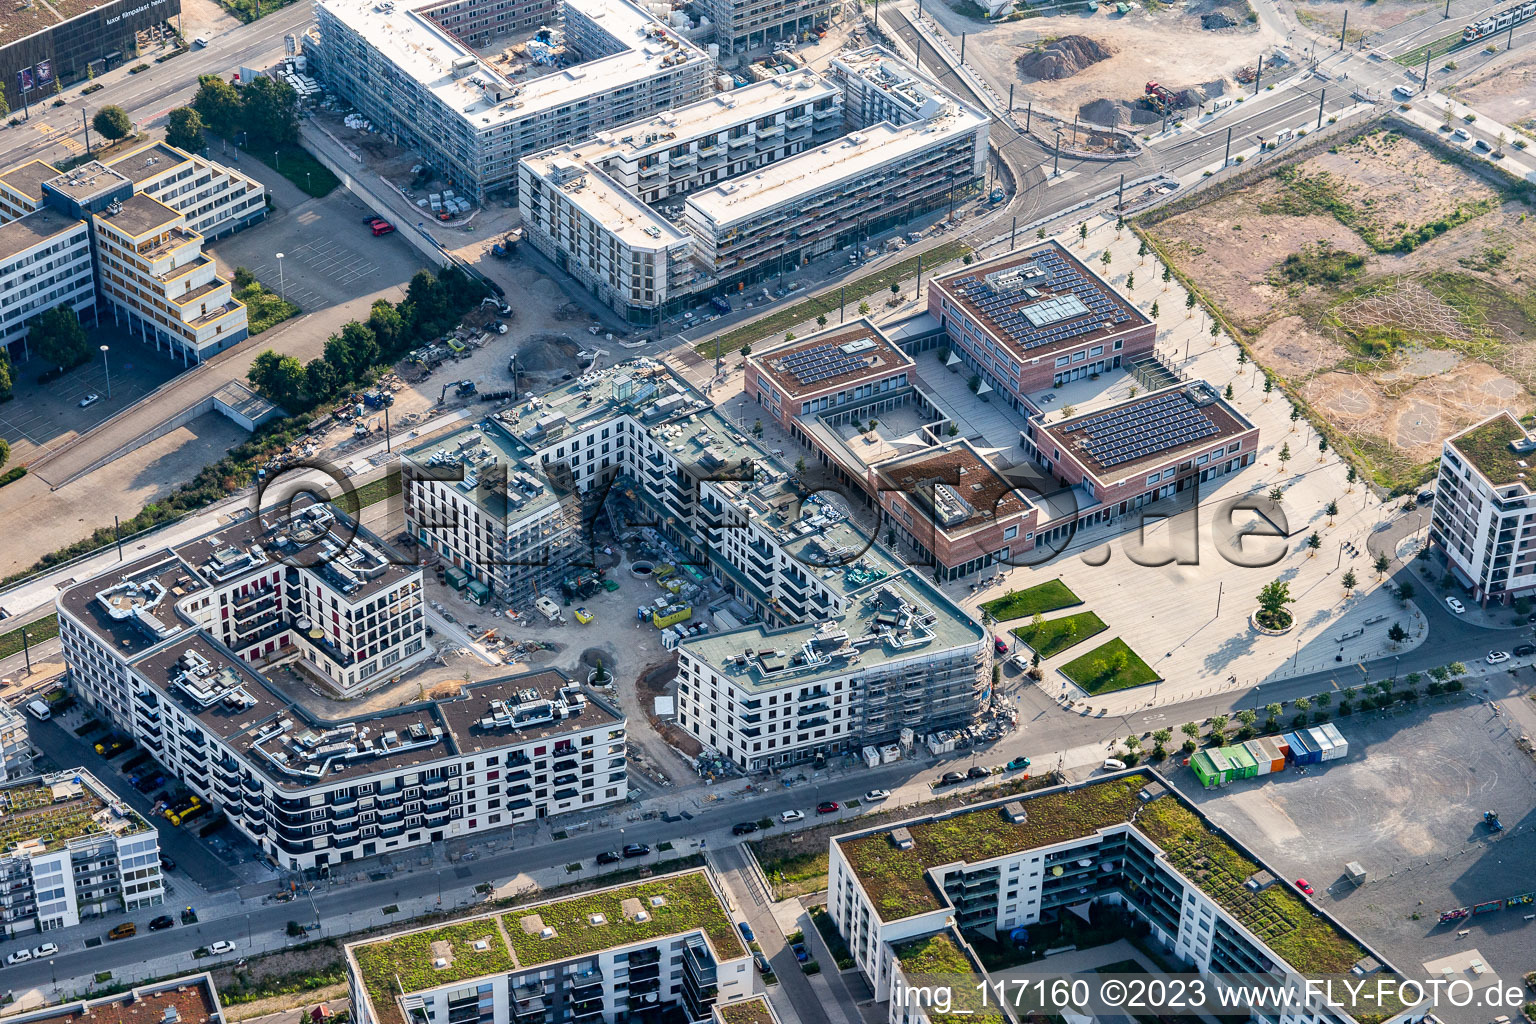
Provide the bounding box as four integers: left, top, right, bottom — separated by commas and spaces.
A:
107, 142, 269, 240
1431, 411, 1536, 605
0, 701, 32, 783
0, 208, 94, 349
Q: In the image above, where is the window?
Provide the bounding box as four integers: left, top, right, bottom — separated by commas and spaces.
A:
1003, 525, 1018, 540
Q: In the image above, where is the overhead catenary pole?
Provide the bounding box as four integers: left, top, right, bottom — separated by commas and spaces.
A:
839, 284, 845, 323
1053, 128, 1062, 176
1422, 46, 1431, 89
1508, 16, 1516, 48
1223, 125, 1233, 166
1254, 55, 1264, 94
960, 32, 965, 64
1117, 173, 1124, 211
1317, 88, 1326, 130
82, 107, 91, 154
1010, 215, 1017, 249
1339, 9, 1347, 50
1008, 83, 1014, 112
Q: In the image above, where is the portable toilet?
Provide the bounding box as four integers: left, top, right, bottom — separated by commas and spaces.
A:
1319, 721, 1349, 759
1222, 744, 1258, 780
1243, 739, 1273, 776
1191, 751, 1222, 789
1256, 736, 1287, 773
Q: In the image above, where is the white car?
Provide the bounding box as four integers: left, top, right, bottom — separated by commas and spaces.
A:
864, 789, 891, 802
780, 809, 805, 823
31, 943, 57, 958
1453, 128, 1471, 140
1445, 596, 1466, 614
5, 949, 32, 965
78, 393, 101, 408
1102, 758, 1127, 771
1486, 651, 1510, 665
208, 940, 237, 955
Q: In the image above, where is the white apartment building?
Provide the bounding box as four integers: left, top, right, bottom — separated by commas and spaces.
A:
347, 868, 755, 1024
0, 205, 94, 351
311, 0, 712, 200
828, 774, 1427, 1024
829, 46, 955, 129
0, 701, 33, 783
1431, 411, 1536, 605
0, 769, 163, 935
106, 142, 268, 240
696, 0, 839, 55
519, 69, 842, 321
57, 505, 627, 871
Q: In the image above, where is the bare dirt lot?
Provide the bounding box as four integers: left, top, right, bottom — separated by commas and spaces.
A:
1145, 123, 1536, 491
1450, 49, 1536, 134
943, 3, 1278, 123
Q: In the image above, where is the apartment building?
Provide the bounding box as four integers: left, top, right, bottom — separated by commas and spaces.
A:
519, 70, 842, 321
828, 773, 1425, 1024
697, 0, 839, 55
3, 974, 224, 1024
0, 768, 163, 935
312, 0, 712, 200
106, 142, 268, 240
0, 155, 254, 364
830, 46, 959, 130
1430, 411, 1536, 605
346, 867, 755, 1024
928, 242, 1156, 413
0, 701, 33, 783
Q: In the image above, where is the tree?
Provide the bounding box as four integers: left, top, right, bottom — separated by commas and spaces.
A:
740, 344, 752, 357
858, 301, 871, 315
1124, 733, 1142, 751
1397, 580, 1415, 606
794, 456, 806, 474
1037, 227, 1046, 240
1237, 350, 1247, 369
1224, 383, 1234, 399
165, 106, 205, 152
243, 75, 299, 144
1209, 714, 1229, 739
1325, 499, 1338, 525
1268, 486, 1284, 503
1100, 251, 1112, 272
1263, 376, 1274, 401
30, 306, 91, 368
1342, 569, 1358, 595
1346, 465, 1358, 491
0, 438, 8, 472
1115, 215, 1125, 236
1387, 622, 1408, 644
367, 300, 405, 356
1152, 728, 1172, 746
404, 269, 450, 338
1306, 532, 1322, 557
1137, 238, 1149, 263
0, 356, 10, 399
1161, 264, 1172, 289
1236, 709, 1257, 728
1317, 435, 1329, 461
1210, 320, 1221, 341
816, 314, 827, 328
247, 350, 306, 408
1126, 271, 1135, 290
1185, 291, 1196, 317
1447, 660, 1466, 679
889, 283, 900, 297
1289, 405, 1301, 431
1265, 702, 1283, 722
193, 75, 243, 137
1278, 442, 1291, 471
1256, 578, 1294, 629
784, 332, 795, 343
304, 358, 342, 402
325, 322, 379, 380
1150, 300, 1160, 319
92, 105, 133, 141
1180, 721, 1200, 740
1374, 553, 1391, 578
1294, 696, 1310, 713
751, 418, 763, 438
1078, 222, 1088, 244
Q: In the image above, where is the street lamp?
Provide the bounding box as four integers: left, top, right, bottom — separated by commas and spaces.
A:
100, 344, 110, 399
275, 252, 286, 300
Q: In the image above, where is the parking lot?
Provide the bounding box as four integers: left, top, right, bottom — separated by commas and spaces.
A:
1175, 697, 1536, 1000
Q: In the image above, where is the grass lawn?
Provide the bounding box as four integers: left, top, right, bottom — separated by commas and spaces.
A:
234, 274, 300, 334
241, 140, 340, 198
1010, 610, 1106, 659
0, 613, 59, 661
979, 579, 1081, 622
693, 240, 971, 358
1060, 638, 1160, 695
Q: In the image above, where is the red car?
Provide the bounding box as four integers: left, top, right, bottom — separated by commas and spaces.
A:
370, 220, 395, 236
1295, 878, 1314, 895
993, 636, 1009, 655
816, 801, 839, 815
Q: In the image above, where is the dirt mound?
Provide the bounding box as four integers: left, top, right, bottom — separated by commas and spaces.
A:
1078, 97, 1160, 127
516, 332, 579, 372
1016, 35, 1113, 81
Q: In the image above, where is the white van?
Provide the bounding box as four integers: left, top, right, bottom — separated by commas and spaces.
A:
193, 35, 209, 47
24, 699, 50, 721
1102, 758, 1126, 771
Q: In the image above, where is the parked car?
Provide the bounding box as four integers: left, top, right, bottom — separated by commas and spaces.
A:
967, 765, 990, 780
752, 952, 771, 974
864, 789, 891, 801
737, 921, 755, 942
1486, 650, 1510, 665
939, 771, 966, 785
108, 923, 136, 941
1514, 644, 1535, 657
208, 940, 237, 955
1475, 138, 1492, 151
1102, 758, 1127, 771
1006, 756, 1032, 771
1445, 596, 1466, 614
791, 942, 809, 962
622, 843, 651, 858
148, 915, 174, 931
816, 801, 840, 814
159, 855, 177, 872
5, 949, 32, 965
1295, 878, 1315, 895
1453, 128, 1471, 140
78, 393, 102, 408
993, 635, 1009, 655
596, 851, 622, 865
780, 809, 805, 823
732, 821, 759, 835
31, 943, 57, 958
371, 220, 396, 236
1417, 490, 1435, 505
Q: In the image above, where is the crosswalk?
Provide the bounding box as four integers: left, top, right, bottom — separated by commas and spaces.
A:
34, 121, 84, 154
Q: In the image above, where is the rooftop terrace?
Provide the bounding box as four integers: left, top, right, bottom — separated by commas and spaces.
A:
893, 930, 1009, 1024
0, 769, 151, 855
1447, 411, 1530, 489
874, 438, 1032, 535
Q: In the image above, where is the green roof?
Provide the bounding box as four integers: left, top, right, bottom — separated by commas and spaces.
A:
892, 931, 1006, 1024
838, 776, 1145, 920
1449, 413, 1529, 487
351, 869, 745, 1024
0, 773, 150, 854
716, 996, 778, 1024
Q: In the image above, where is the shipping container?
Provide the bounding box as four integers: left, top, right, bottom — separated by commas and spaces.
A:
1319, 721, 1349, 759
1222, 744, 1259, 779
1256, 735, 1287, 773
1278, 732, 1300, 759
1308, 725, 1345, 761
1190, 751, 1224, 789
1242, 739, 1273, 776
1291, 729, 1323, 765
1306, 726, 1335, 761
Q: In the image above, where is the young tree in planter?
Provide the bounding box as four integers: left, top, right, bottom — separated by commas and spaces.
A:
1224, 383, 1234, 400
1290, 405, 1301, 431
1149, 300, 1159, 319
1268, 485, 1284, 503
1346, 465, 1358, 491
1256, 578, 1294, 629
1341, 569, 1357, 596
1209, 714, 1229, 741
1126, 271, 1135, 290
1278, 442, 1292, 471
1185, 291, 1196, 317
1161, 264, 1172, 290
816, 314, 827, 327
1318, 435, 1329, 461
1263, 376, 1274, 401
1078, 222, 1089, 245
1100, 250, 1112, 272
1325, 500, 1338, 525
1397, 580, 1415, 606
1137, 238, 1149, 263
1181, 721, 1200, 742
1373, 553, 1391, 578
1306, 532, 1322, 557
858, 301, 870, 315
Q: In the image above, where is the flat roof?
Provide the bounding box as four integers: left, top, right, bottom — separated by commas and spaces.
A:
107, 142, 194, 185
716, 998, 780, 1024
317, 0, 708, 135
3, 976, 222, 1024
1447, 411, 1530, 489
0, 159, 62, 203
349, 869, 744, 1024
874, 438, 1032, 535
1037, 382, 1255, 484
751, 319, 913, 399
0, 768, 152, 855
43, 161, 132, 204
402, 419, 567, 523
0, 206, 86, 260
522, 155, 690, 251
933, 241, 1150, 363
688, 108, 987, 226
835, 773, 1379, 979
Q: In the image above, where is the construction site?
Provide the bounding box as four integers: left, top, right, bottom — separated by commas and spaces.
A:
1142, 121, 1536, 493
